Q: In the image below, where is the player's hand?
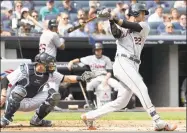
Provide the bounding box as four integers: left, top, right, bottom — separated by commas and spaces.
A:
67, 62, 73, 71
97, 8, 111, 18
0, 95, 6, 107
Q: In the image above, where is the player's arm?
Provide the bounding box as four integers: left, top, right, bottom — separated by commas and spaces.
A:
68, 58, 80, 71
110, 17, 143, 32
53, 34, 65, 50
0, 65, 27, 107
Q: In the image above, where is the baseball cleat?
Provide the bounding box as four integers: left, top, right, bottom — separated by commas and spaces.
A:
30, 119, 52, 127
30, 114, 52, 127
0, 116, 11, 128
81, 114, 97, 130
154, 120, 177, 131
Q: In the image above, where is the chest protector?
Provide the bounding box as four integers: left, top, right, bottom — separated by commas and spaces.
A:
17, 64, 49, 98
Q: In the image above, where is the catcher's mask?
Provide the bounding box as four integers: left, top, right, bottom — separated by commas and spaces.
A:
35, 53, 56, 73
127, 3, 149, 17
92, 42, 103, 58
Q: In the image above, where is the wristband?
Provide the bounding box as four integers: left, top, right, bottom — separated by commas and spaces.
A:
76, 76, 82, 81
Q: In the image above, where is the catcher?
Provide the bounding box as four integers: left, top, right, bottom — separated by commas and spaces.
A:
0, 52, 91, 128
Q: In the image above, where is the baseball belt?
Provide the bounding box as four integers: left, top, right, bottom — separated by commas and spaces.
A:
116, 53, 141, 64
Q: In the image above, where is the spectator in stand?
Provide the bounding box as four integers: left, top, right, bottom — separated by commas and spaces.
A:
0, 22, 11, 36
69, 19, 88, 37
40, 0, 59, 21
20, 8, 44, 32
22, 0, 35, 10
58, 12, 73, 36
59, 0, 77, 14
112, 1, 128, 20
174, 0, 187, 8
146, 0, 169, 9
170, 8, 180, 23
157, 14, 172, 34
1, 0, 13, 11
31, 10, 43, 32
148, 6, 163, 22
86, 6, 97, 33
13, 1, 23, 19
173, 14, 186, 35
18, 23, 36, 37
74, 9, 86, 25
161, 22, 175, 35
93, 21, 107, 35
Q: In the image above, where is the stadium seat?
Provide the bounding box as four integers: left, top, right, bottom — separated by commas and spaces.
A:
33, 1, 46, 6
99, 1, 116, 7
177, 8, 186, 15
149, 22, 162, 29
163, 8, 171, 14
55, 1, 62, 8
149, 30, 158, 35
173, 30, 182, 35
35, 6, 43, 13
44, 14, 58, 20
74, 1, 89, 9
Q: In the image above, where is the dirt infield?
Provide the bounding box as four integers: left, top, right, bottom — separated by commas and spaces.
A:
1, 107, 186, 132
1, 120, 186, 132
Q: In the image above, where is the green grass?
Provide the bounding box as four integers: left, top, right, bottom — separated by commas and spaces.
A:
12, 112, 186, 121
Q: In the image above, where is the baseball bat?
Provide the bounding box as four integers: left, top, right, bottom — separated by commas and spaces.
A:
67, 16, 97, 33
78, 82, 90, 106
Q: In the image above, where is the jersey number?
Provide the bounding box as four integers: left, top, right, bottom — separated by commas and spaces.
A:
134, 37, 142, 45
39, 44, 46, 53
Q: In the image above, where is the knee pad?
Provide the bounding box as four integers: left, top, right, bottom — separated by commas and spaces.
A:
11, 85, 27, 102
46, 88, 61, 106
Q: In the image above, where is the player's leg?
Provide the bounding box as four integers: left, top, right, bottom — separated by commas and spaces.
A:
81, 82, 133, 129
1, 85, 27, 127
86, 77, 101, 108
113, 57, 177, 131
18, 91, 48, 112
30, 88, 61, 127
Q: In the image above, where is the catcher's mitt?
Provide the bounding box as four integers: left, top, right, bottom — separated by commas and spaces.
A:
81, 71, 96, 82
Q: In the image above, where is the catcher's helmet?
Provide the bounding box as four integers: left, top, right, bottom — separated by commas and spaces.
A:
48, 19, 58, 30
127, 3, 149, 17
35, 53, 56, 73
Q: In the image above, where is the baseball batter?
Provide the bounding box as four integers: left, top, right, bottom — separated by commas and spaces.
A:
68, 42, 119, 108
39, 19, 65, 58
0, 53, 89, 128
80, 4, 177, 131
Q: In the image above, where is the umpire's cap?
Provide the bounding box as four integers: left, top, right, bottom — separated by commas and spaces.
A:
127, 3, 149, 17
94, 42, 103, 50
35, 53, 56, 64
48, 19, 58, 30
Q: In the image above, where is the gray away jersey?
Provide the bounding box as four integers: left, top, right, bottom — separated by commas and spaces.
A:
39, 30, 64, 58
80, 55, 112, 76
116, 22, 150, 59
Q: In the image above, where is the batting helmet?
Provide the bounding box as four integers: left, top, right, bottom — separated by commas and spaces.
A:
48, 19, 58, 30
93, 42, 103, 50
127, 3, 149, 17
